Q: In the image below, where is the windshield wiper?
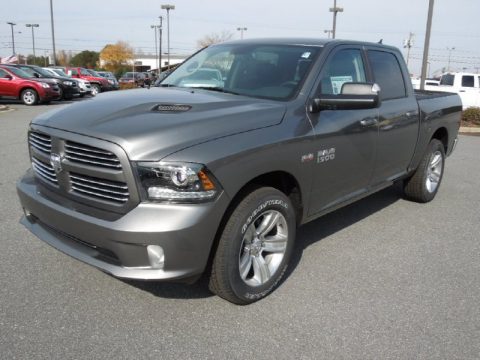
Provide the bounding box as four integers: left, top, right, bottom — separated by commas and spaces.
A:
193, 87, 240, 95
160, 83, 177, 87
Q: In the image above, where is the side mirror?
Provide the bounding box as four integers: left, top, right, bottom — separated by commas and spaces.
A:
34, 73, 40, 78
309, 82, 381, 113
3, 74, 13, 80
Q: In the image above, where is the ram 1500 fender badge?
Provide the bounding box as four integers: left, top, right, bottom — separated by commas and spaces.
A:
301, 153, 314, 163
317, 148, 335, 163
50, 153, 63, 174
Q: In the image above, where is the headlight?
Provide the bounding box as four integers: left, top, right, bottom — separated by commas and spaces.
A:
63, 81, 73, 86
108, 79, 114, 84
134, 162, 219, 203
41, 83, 50, 88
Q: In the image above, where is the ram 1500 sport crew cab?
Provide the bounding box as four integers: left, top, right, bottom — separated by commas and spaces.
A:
17, 39, 461, 304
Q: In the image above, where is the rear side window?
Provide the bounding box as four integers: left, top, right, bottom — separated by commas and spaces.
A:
461, 76, 474, 87
440, 74, 454, 86
70, 69, 78, 76
367, 50, 406, 100
0, 69, 8, 78
319, 49, 366, 95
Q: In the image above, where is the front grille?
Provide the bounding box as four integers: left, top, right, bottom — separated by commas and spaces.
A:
65, 141, 122, 169
32, 157, 57, 185
70, 172, 129, 203
29, 131, 52, 155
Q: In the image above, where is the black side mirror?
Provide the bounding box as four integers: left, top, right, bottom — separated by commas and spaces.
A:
34, 73, 40, 78
309, 82, 381, 113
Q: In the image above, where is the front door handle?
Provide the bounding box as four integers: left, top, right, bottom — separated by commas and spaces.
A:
360, 118, 378, 127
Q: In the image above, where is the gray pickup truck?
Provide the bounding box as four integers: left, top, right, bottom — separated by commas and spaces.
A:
17, 39, 461, 304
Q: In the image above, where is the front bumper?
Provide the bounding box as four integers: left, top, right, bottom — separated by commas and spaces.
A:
17, 170, 229, 280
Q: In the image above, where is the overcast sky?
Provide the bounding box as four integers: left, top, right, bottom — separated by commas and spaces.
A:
2, 0, 479, 76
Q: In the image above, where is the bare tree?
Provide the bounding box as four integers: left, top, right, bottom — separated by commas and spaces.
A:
197, 30, 234, 48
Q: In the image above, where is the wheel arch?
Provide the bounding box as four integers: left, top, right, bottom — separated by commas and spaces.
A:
431, 126, 448, 153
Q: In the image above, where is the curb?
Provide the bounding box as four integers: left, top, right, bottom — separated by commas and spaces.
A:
459, 126, 480, 135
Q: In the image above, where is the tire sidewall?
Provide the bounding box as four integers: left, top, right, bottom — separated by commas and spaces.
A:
224, 189, 296, 302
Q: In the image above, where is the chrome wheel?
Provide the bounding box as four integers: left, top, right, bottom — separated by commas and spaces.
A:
91, 85, 100, 96
426, 150, 443, 193
22, 90, 36, 105
239, 210, 288, 287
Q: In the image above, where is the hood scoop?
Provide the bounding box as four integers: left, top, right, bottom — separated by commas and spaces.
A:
152, 104, 192, 113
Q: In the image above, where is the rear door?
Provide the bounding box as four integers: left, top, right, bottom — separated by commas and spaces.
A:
366, 48, 419, 185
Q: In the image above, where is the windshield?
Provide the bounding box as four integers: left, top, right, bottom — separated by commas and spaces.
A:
162, 44, 321, 100
5, 66, 35, 78
52, 69, 68, 77
86, 69, 101, 77
123, 72, 135, 78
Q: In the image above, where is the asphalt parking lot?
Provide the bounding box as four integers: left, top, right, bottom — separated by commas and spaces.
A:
1, 102, 479, 359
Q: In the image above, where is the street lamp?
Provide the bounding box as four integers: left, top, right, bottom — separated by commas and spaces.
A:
324, 30, 333, 39
237, 27, 247, 39
6, 22, 16, 55
329, 0, 343, 39
161, 4, 175, 69
447, 46, 455, 71
49, 0, 57, 65
403, 32, 414, 67
26, 24, 39, 65
158, 16, 163, 73
151, 24, 160, 73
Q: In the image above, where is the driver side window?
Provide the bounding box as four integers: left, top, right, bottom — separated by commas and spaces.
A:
319, 49, 366, 95
0, 69, 8, 78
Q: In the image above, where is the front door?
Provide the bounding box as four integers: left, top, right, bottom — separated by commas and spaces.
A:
0, 68, 15, 97
307, 47, 378, 216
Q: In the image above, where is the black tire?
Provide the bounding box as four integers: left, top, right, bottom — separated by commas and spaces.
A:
20, 88, 39, 106
79, 93, 85, 98
209, 187, 296, 304
403, 139, 445, 203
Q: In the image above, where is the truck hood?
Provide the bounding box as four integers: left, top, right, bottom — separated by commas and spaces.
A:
33, 87, 287, 161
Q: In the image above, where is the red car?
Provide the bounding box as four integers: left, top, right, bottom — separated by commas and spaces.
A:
0, 65, 61, 105
66, 67, 111, 96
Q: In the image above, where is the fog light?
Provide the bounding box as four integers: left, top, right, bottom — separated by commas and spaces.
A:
147, 245, 165, 269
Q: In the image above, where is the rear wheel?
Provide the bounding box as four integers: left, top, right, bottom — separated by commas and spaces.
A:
21, 89, 38, 106
403, 139, 445, 203
209, 187, 296, 304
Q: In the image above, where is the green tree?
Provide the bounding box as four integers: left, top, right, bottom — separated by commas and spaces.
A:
70, 50, 100, 68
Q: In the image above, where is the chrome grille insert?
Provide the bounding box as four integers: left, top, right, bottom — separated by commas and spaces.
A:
70, 172, 129, 203
32, 157, 57, 184
65, 141, 122, 169
29, 132, 52, 154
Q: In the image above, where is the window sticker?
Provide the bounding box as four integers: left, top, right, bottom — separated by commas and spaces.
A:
330, 76, 353, 95
301, 52, 311, 59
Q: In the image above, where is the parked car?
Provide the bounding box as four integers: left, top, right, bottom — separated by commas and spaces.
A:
412, 72, 480, 109
97, 71, 119, 90
153, 68, 174, 86
17, 39, 461, 304
43, 67, 92, 97
119, 72, 145, 87
66, 67, 111, 95
8, 64, 79, 100
0, 65, 61, 105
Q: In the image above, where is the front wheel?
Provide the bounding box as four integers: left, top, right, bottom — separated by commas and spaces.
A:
403, 139, 445, 203
21, 88, 38, 106
209, 187, 296, 304
90, 84, 101, 96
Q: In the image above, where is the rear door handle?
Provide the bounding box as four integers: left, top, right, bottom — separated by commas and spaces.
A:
360, 118, 378, 127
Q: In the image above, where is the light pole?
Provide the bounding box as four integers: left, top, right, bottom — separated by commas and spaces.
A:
237, 27, 247, 39
329, 0, 343, 39
161, 4, 175, 69
403, 32, 414, 67
447, 46, 455, 71
26, 24, 39, 65
151, 24, 160, 73
7, 22, 16, 56
420, 0, 434, 91
49, 0, 57, 65
324, 30, 333, 39
159, 16, 163, 73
